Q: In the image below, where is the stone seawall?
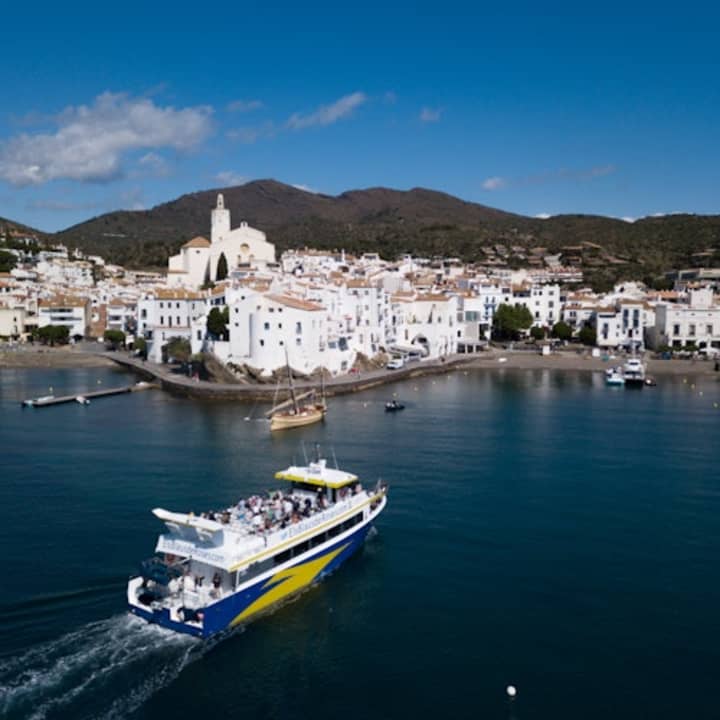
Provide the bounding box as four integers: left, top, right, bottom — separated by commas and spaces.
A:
103, 352, 477, 403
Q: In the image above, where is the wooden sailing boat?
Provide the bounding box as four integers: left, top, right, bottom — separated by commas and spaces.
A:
267, 354, 327, 431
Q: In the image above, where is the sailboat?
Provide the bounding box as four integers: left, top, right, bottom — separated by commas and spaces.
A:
267, 355, 327, 431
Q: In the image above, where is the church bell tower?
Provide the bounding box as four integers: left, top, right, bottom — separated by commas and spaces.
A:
211, 193, 231, 244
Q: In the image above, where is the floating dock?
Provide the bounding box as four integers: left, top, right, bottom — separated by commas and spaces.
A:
21, 381, 155, 408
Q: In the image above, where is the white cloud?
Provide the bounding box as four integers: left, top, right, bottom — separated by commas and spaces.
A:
286, 92, 367, 130
482, 176, 507, 191
136, 152, 170, 177
226, 122, 276, 144
583, 164, 616, 179
227, 99, 264, 113
26, 198, 104, 212
291, 183, 318, 194
419, 107, 442, 123
119, 186, 146, 211
535, 212, 552, 219
0, 92, 212, 186
214, 171, 248, 187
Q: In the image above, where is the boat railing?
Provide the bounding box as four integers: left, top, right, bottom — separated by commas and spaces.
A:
230, 492, 369, 564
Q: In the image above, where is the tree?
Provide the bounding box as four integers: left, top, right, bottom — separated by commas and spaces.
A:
0, 249, 17, 273
552, 321, 573, 342
530, 326, 546, 341
164, 336, 191, 363
579, 324, 596, 346
216, 253, 228, 281
492, 304, 534, 340
103, 329, 126, 349
207, 307, 228, 339
37, 325, 70, 346
134, 336, 147, 358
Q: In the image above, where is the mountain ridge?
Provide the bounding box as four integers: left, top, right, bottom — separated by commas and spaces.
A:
3, 180, 719, 288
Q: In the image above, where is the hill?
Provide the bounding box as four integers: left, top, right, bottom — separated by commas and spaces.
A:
34, 180, 720, 288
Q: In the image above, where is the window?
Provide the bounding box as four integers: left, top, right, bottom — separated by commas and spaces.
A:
278, 323, 282, 329
296, 322, 302, 334
707, 325, 713, 335
176, 316, 181, 325
259, 339, 265, 347
264, 322, 270, 331
279, 340, 284, 346
293, 540, 310, 557
160, 316, 164, 325
176, 302, 180, 309
689, 324, 696, 337
296, 337, 301, 346
673, 324, 680, 336
160, 302, 164, 309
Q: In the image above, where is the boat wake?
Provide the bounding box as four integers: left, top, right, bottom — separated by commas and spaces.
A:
0, 614, 207, 720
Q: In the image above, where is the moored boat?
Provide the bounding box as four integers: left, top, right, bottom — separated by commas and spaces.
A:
385, 399, 405, 411
605, 367, 625, 386
269, 403, 325, 430
267, 354, 327, 431
623, 357, 646, 388
127, 453, 388, 638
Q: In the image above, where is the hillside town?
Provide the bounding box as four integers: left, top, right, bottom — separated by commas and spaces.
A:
2, 194, 719, 376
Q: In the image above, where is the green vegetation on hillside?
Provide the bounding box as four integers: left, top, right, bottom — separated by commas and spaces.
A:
2, 181, 717, 290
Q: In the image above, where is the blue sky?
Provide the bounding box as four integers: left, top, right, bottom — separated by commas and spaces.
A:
1, 2, 719, 232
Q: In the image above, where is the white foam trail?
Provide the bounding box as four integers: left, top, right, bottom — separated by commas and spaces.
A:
0, 614, 204, 720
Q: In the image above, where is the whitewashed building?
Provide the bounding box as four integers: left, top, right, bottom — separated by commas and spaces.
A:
137, 290, 207, 362
38, 295, 90, 338
649, 288, 720, 350
225, 292, 355, 376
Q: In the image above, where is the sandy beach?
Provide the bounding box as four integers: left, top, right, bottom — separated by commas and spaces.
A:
0, 346, 115, 369
467, 348, 720, 378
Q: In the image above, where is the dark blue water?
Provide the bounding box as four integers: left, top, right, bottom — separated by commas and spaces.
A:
1, 365, 719, 719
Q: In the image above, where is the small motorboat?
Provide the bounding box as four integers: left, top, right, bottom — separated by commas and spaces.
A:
385, 400, 405, 412
605, 367, 625, 386
644, 376, 657, 387
75, 396, 91, 405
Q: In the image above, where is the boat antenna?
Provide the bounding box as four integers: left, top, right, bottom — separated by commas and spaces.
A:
331, 446, 339, 469
301, 441, 308, 464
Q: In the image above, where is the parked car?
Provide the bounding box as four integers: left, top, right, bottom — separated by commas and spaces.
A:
386, 357, 405, 370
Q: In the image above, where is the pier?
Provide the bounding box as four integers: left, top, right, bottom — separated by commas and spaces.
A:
21, 381, 155, 408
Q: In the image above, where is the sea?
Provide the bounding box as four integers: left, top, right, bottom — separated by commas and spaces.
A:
0, 364, 719, 720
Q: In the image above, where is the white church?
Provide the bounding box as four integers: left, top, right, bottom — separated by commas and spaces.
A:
167, 194, 276, 288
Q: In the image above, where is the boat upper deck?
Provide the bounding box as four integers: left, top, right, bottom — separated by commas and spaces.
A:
153, 465, 382, 572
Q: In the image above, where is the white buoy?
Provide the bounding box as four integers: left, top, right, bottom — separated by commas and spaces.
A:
506, 685, 517, 698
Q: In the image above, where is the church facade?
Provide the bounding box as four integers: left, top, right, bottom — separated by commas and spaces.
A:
167, 194, 276, 288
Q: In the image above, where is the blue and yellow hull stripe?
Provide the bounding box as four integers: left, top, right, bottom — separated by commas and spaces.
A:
130, 521, 371, 637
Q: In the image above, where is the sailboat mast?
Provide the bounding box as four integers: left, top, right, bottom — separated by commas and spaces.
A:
285, 348, 299, 412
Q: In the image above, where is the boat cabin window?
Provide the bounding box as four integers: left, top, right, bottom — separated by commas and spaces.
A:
291, 480, 324, 494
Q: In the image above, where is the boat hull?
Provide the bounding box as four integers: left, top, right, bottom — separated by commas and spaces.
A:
270, 406, 325, 431
128, 516, 373, 638
624, 378, 645, 388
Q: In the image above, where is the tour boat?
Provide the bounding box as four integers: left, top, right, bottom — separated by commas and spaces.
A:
127, 454, 388, 638
622, 357, 646, 388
